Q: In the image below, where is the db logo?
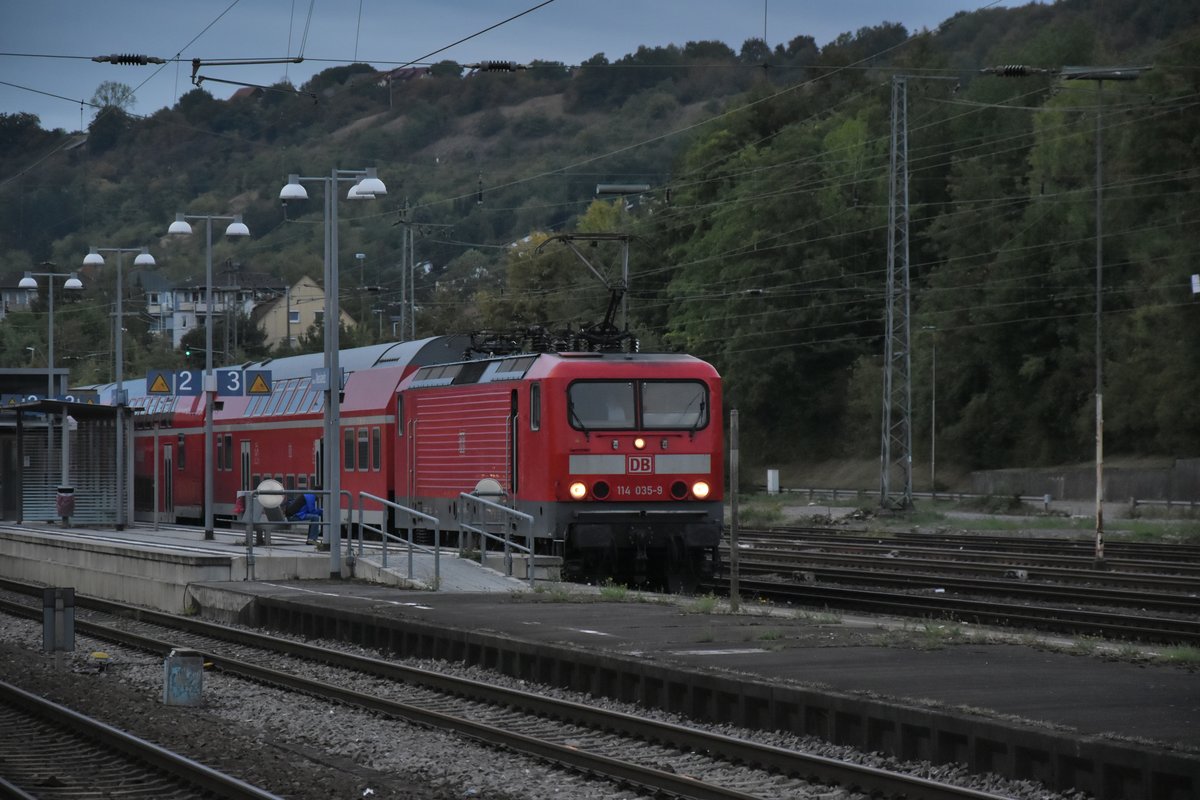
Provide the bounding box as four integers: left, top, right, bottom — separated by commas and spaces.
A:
627, 455, 653, 474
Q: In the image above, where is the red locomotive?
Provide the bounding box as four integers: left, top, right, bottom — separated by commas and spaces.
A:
129, 335, 724, 588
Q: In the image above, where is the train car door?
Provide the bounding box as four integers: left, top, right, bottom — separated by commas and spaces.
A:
162, 444, 174, 519
240, 441, 251, 494
312, 438, 324, 489
509, 389, 519, 495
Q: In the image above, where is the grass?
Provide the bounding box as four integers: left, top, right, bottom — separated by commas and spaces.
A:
794, 609, 842, 624
686, 594, 719, 614
598, 580, 629, 601
1159, 645, 1200, 666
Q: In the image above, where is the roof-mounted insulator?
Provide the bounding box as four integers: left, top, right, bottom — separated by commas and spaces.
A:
93, 54, 166, 65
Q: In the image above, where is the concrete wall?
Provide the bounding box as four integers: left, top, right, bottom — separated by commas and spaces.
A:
0, 531, 330, 613
971, 458, 1200, 503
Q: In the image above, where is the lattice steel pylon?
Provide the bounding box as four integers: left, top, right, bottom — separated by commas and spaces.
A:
879, 75, 914, 510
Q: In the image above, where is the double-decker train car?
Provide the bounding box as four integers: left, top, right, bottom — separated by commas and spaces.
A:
396, 351, 723, 588
129, 336, 471, 526
124, 336, 724, 588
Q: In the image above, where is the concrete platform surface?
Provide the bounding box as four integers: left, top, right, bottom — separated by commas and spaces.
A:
3, 521, 1196, 757
199, 580, 1199, 751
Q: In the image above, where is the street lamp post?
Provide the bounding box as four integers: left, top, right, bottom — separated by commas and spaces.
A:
922, 325, 937, 497
19, 267, 83, 525
83, 246, 155, 529
280, 167, 387, 577
982, 63, 1148, 566
168, 212, 250, 540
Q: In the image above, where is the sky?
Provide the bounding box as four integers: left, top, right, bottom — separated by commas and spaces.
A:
1, 0, 1016, 133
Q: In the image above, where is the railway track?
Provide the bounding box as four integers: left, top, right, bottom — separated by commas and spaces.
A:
0, 583, 1015, 800
740, 527, 1200, 571
729, 556, 1200, 614
710, 577, 1200, 644
0, 679, 281, 800
714, 527, 1200, 643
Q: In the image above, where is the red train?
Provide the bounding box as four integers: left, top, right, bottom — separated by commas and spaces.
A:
128, 335, 724, 587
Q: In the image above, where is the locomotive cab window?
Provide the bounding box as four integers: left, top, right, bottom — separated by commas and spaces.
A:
568, 381, 635, 430
642, 381, 708, 430
568, 380, 708, 431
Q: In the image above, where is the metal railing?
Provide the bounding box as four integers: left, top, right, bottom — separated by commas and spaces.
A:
459, 492, 536, 588
237, 486, 334, 581
355, 492, 441, 589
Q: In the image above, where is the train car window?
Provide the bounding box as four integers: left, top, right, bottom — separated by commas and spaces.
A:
357, 428, 369, 471
248, 392, 269, 417
567, 381, 636, 430
306, 386, 324, 414
285, 475, 295, 490
264, 385, 287, 416
371, 427, 381, 470
452, 361, 489, 385
223, 434, 233, 470
396, 396, 404, 437
285, 380, 309, 414
641, 381, 708, 429
343, 428, 355, 471
177, 434, 186, 469
298, 474, 308, 489
530, 383, 541, 431
273, 382, 297, 416
216, 435, 224, 472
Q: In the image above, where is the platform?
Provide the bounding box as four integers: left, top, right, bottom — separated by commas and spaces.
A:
0, 521, 531, 611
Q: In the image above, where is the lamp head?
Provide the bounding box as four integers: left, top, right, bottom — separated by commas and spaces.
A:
356, 167, 387, 197
64, 273, 83, 290
18, 272, 37, 290
134, 247, 156, 267
83, 248, 104, 267
280, 174, 308, 204
225, 215, 250, 237
168, 212, 193, 236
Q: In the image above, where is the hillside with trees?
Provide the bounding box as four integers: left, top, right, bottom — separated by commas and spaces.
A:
1, 0, 1198, 476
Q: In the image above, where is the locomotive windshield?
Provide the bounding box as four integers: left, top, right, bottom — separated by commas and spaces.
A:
568, 380, 708, 431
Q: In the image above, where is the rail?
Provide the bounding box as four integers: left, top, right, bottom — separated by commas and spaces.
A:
355, 492, 442, 589
764, 486, 1200, 514
459, 492, 536, 589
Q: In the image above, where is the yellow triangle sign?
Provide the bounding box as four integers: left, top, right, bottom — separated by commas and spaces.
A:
149, 374, 172, 394
248, 374, 270, 394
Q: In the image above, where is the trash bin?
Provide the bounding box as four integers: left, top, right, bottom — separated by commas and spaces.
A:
55, 487, 75, 518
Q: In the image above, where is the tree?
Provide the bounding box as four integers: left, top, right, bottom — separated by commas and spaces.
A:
90, 81, 136, 115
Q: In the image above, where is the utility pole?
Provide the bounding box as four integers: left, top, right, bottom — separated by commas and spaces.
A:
981, 63, 1149, 566
879, 75, 958, 511
880, 75, 914, 511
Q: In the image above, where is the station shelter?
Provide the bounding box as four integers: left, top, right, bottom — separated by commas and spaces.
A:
0, 367, 124, 525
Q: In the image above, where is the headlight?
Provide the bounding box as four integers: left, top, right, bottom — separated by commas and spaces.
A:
691, 481, 711, 499
568, 482, 587, 500
633, 437, 646, 450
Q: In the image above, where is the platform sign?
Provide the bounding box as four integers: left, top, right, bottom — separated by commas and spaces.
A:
147, 370, 174, 395
311, 367, 328, 389
175, 369, 203, 397
2, 393, 39, 406
245, 370, 272, 395
60, 393, 100, 404
217, 370, 243, 397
